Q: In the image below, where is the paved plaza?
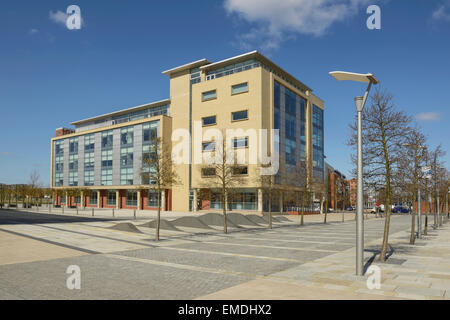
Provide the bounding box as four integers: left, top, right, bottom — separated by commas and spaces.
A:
0, 208, 449, 300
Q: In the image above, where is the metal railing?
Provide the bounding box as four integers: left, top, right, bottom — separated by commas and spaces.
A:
205, 62, 261, 81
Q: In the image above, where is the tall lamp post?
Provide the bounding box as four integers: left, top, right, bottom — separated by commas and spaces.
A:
329, 71, 379, 276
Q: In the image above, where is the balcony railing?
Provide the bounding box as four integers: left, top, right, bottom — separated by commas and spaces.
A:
205, 62, 261, 81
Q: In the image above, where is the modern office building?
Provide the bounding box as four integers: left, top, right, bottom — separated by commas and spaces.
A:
50, 51, 324, 212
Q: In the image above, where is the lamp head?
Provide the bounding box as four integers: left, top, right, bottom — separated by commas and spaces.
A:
354, 96, 364, 112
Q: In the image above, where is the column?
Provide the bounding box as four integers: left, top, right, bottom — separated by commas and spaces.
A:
80, 191, 85, 208
257, 188, 263, 213
97, 190, 100, 208
193, 189, 198, 212
161, 190, 166, 211
65, 192, 68, 207
116, 190, 120, 209
279, 191, 284, 213
137, 190, 141, 210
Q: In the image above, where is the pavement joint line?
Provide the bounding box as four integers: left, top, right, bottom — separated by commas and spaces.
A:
158, 246, 303, 262
104, 253, 264, 280
263, 233, 356, 240
213, 234, 354, 245
33, 224, 156, 248
0, 228, 100, 255
197, 240, 340, 253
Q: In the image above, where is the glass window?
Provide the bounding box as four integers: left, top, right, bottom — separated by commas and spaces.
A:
202, 116, 216, 126
233, 137, 248, 148
55, 140, 64, 155
84, 170, 94, 186
285, 138, 297, 165
69, 154, 78, 171
107, 191, 116, 206
202, 141, 216, 152
54, 172, 63, 187
101, 169, 112, 186
202, 90, 217, 101
143, 122, 158, 143
101, 130, 113, 149
89, 191, 97, 205
147, 190, 160, 207
313, 105, 324, 180
201, 168, 216, 177
101, 150, 113, 168
55, 155, 64, 172
121, 127, 134, 146
120, 147, 134, 167
120, 168, 133, 185
285, 113, 296, 139
232, 166, 248, 175
84, 134, 95, 151
69, 138, 78, 154
126, 191, 137, 207
231, 82, 248, 95
69, 171, 78, 186
232, 110, 248, 121
84, 152, 94, 170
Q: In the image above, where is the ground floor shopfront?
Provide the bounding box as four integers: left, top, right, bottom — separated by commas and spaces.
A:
55, 189, 172, 211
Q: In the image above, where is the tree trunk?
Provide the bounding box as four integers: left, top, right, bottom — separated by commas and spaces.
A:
300, 191, 305, 226
380, 130, 393, 262
409, 196, 416, 245
156, 189, 161, 241
268, 195, 272, 229
223, 193, 228, 234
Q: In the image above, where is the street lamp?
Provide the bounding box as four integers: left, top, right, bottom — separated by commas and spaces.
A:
329, 71, 379, 276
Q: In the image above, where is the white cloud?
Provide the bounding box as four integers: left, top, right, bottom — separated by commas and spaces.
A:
49, 9, 84, 28
49, 10, 69, 26
415, 112, 440, 121
28, 28, 39, 35
432, 2, 450, 22
224, 0, 371, 51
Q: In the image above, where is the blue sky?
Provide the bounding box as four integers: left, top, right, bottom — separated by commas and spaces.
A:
1, 0, 449, 185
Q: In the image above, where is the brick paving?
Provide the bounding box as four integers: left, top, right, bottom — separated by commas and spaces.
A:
0, 209, 448, 300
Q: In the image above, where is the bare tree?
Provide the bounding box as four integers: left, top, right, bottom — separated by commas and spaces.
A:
348, 88, 412, 261
429, 145, 446, 228
199, 135, 244, 234
397, 127, 426, 244
141, 137, 179, 241
257, 164, 279, 229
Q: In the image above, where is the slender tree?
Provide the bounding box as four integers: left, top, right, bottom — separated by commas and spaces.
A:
397, 127, 426, 244
348, 88, 412, 261
199, 134, 244, 234
141, 137, 179, 241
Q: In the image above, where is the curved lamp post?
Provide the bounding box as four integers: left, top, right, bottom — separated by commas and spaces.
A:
329, 71, 379, 276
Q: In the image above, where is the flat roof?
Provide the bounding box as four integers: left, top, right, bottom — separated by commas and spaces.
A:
199, 51, 312, 92
71, 98, 170, 126
162, 58, 211, 76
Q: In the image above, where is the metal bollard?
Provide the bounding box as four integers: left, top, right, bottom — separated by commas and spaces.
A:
92, 208, 94, 216
112, 208, 115, 217
62, 206, 64, 214
342, 211, 345, 222
134, 209, 136, 220
76, 207, 78, 215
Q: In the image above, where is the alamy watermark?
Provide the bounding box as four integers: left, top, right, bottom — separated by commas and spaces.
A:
367, 5, 381, 30
66, 265, 81, 290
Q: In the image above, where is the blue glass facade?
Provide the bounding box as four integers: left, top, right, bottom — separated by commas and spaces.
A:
273, 80, 307, 173
313, 105, 324, 181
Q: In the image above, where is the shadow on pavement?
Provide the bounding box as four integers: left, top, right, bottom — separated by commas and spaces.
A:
0, 209, 112, 225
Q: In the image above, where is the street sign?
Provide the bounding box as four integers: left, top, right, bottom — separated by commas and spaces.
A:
421, 166, 431, 178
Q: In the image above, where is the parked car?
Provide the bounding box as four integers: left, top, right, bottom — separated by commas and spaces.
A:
346, 206, 354, 211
